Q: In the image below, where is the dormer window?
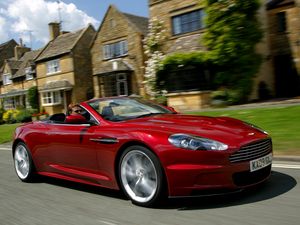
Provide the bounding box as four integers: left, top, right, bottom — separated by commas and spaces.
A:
3, 73, 12, 85
25, 67, 34, 80
47, 59, 60, 75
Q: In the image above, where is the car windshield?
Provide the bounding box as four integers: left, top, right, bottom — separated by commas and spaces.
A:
87, 97, 174, 121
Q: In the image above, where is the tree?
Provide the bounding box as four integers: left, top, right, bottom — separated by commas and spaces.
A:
27, 86, 39, 109
203, 0, 263, 103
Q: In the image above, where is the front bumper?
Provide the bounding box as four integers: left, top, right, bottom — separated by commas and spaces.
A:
165, 160, 272, 197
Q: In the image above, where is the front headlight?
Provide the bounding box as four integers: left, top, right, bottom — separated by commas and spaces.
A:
168, 134, 228, 151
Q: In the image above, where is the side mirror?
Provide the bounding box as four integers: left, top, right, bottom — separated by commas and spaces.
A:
65, 114, 88, 124
166, 106, 177, 114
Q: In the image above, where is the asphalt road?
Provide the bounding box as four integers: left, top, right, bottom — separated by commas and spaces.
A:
0, 147, 299, 225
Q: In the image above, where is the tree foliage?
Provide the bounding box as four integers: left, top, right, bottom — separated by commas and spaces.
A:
203, 0, 263, 102
27, 86, 39, 109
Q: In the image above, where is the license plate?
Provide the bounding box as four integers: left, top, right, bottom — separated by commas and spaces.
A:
250, 153, 272, 172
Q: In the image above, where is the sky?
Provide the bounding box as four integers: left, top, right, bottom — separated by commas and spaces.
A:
0, 0, 148, 49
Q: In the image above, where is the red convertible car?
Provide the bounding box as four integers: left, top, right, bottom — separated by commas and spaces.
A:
13, 97, 272, 207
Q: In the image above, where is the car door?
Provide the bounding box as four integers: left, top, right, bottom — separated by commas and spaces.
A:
44, 122, 100, 181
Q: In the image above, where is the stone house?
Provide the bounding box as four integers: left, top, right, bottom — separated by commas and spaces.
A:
0, 43, 40, 110
149, 0, 212, 111
0, 39, 18, 107
0, 39, 18, 73
35, 23, 96, 115
148, 0, 279, 111
91, 5, 148, 98
266, 0, 300, 97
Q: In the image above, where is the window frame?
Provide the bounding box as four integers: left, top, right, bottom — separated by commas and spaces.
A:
41, 91, 62, 106
277, 11, 287, 33
103, 40, 128, 60
2, 73, 12, 85
46, 59, 61, 75
25, 67, 34, 80
172, 9, 205, 36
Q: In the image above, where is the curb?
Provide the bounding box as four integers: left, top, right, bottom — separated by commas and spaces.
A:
273, 155, 300, 162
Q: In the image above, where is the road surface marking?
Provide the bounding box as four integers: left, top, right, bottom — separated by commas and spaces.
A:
272, 164, 300, 169
0, 147, 10, 151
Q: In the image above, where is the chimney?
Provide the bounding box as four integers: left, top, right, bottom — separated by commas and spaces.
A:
14, 39, 31, 60
48, 22, 60, 41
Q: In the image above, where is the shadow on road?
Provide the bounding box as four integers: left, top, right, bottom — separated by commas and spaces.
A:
36, 170, 296, 210
164, 171, 297, 210
40, 177, 128, 201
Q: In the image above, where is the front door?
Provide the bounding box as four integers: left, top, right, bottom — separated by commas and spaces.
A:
116, 73, 128, 96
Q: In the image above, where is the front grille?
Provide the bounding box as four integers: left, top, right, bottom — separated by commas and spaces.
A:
229, 138, 272, 163
232, 165, 271, 186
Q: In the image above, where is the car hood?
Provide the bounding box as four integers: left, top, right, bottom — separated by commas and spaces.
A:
124, 114, 268, 147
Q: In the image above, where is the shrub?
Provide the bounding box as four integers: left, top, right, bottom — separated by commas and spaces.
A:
2, 109, 34, 123
2, 110, 16, 123
15, 110, 33, 122
0, 108, 5, 124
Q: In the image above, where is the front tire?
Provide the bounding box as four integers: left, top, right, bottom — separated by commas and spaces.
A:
14, 142, 36, 182
119, 145, 165, 207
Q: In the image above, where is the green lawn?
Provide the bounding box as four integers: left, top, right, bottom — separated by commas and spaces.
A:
0, 123, 20, 144
191, 105, 300, 155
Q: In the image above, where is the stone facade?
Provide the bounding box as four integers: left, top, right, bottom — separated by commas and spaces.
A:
149, 0, 212, 111
91, 5, 148, 98
35, 24, 96, 115
266, 0, 300, 97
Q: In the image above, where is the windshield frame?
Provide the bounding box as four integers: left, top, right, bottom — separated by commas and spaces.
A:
87, 97, 174, 122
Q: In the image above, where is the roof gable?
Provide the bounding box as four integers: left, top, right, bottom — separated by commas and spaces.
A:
13, 49, 42, 78
95, 5, 148, 40
35, 28, 85, 62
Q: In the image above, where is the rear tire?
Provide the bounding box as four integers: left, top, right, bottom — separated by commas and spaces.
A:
14, 142, 36, 182
119, 145, 165, 207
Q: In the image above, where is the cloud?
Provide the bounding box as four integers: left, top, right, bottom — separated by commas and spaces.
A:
0, 15, 9, 42
0, 0, 99, 48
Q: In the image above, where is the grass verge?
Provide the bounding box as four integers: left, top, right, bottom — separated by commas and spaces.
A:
0, 123, 20, 144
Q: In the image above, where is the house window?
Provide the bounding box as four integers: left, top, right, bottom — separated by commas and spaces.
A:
47, 59, 60, 74
103, 40, 128, 60
3, 98, 15, 110
3, 73, 12, 85
172, 9, 205, 35
162, 67, 212, 93
25, 67, 33, 80
277, 12, 287, 32
3, 96, 24, 110
42, 91, 62, 106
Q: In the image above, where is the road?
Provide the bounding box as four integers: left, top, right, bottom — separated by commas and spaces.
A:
0, 146, 299, 225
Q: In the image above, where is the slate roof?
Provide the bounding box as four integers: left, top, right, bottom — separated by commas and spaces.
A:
35, 29, 85, 62
94, 60, 133, 75
5, 58, 22, 75
167, 33, 206, 54
122, 13, 149, 35
39, 79, 73, 92
13, 49, 42, 78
